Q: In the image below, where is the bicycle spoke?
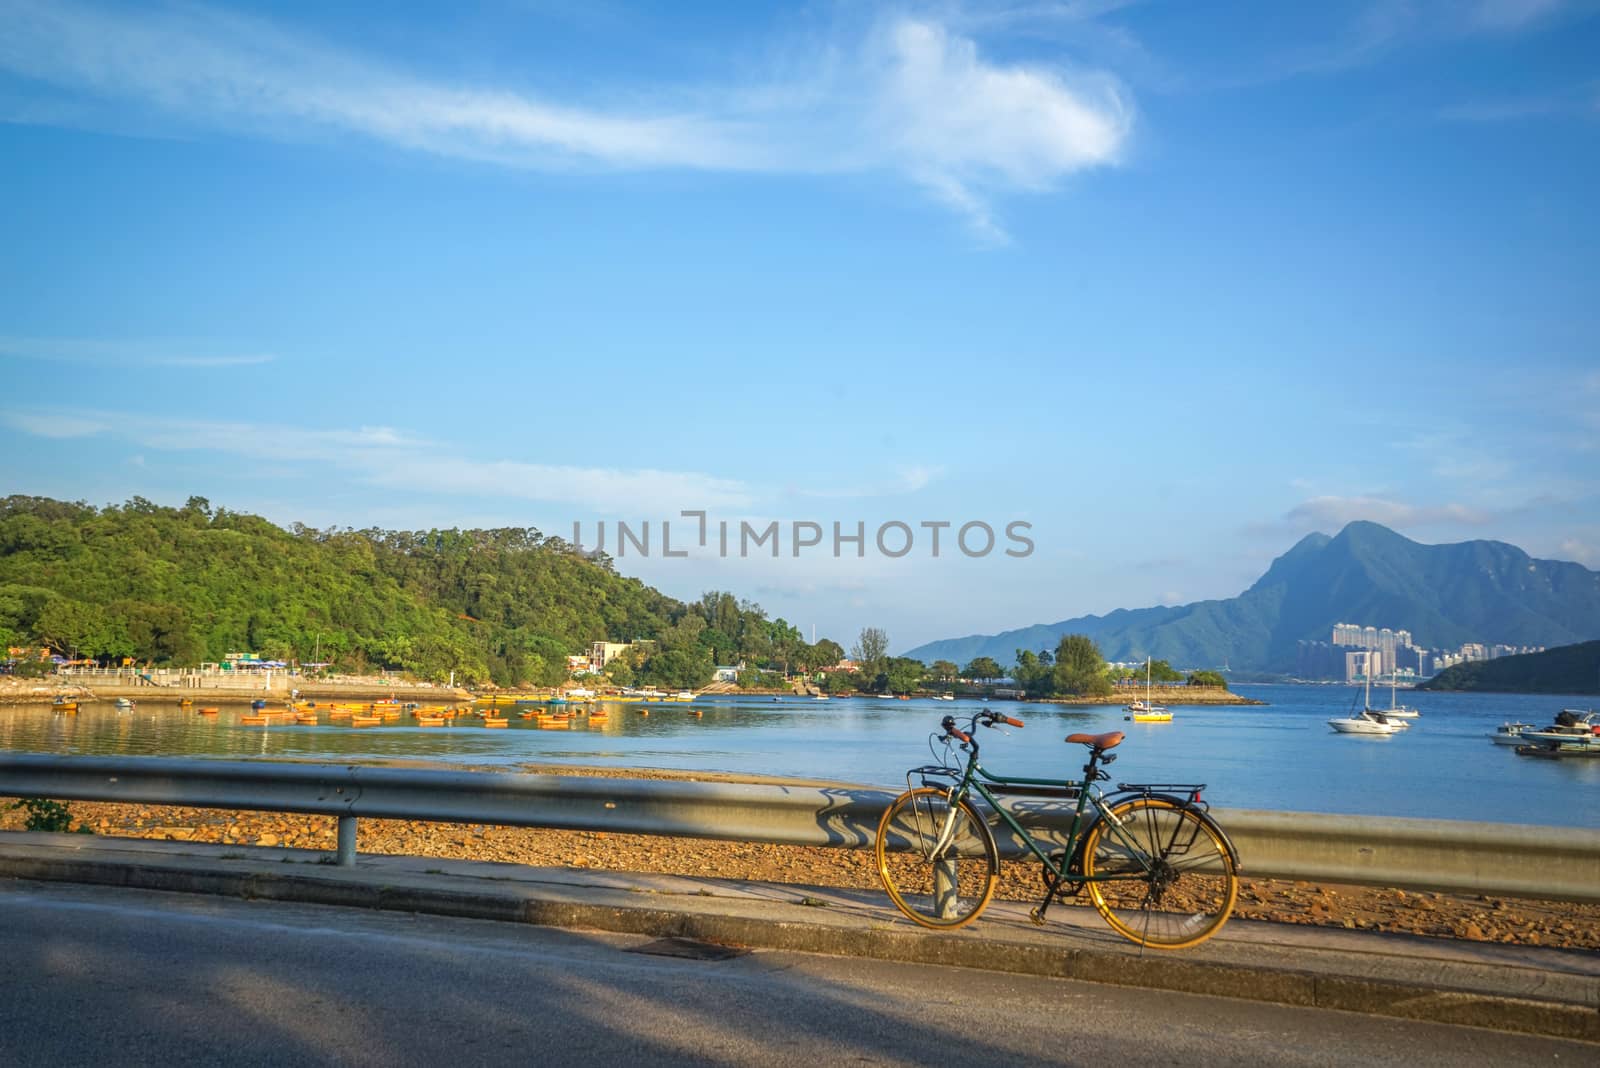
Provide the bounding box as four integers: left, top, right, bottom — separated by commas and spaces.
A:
1083, 800, 1238, 950
875, 788, 999, 930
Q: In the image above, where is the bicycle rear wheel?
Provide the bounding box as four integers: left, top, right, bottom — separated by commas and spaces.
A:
1081, 798, 1237, 949
874, 787, 999, 930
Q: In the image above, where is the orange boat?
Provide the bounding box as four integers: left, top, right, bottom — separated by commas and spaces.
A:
482, 716, 508, 728
294, 713, 318, 725
349, 714, 382, 727
417, 716, 446, 726
198, 707, 220, 716
240, 714, 268, 726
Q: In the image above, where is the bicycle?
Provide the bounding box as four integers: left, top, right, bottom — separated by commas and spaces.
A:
874, 710, 1239, 949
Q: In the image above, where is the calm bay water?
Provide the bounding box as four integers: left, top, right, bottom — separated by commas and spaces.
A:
3, 684, 1597, 827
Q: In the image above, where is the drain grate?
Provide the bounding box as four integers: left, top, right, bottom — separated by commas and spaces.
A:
625, 937, 750, 961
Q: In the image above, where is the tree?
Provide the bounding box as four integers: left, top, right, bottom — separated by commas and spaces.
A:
851, 627, 889, 679
603, 658, 634, 687
1187, 670, 1228, 689
1052, 634, 1112, 697
884, 656, 926, 695
1011, 650, 1050, 696
812, 638, 845, 668
1147, 658, 1183, 683
929, 659, 959, 684
963, 656, 1003, 684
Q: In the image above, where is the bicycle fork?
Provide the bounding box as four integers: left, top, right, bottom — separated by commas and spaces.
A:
928, 791, 963, 922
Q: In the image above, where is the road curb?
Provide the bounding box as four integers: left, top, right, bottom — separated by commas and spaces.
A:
1, 845, 1594, 1043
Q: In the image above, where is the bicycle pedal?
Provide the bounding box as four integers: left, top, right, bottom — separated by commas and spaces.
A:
1028, 908, 1047, 927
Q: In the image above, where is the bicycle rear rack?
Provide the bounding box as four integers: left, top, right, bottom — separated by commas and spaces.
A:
1116, 782, 1208, 808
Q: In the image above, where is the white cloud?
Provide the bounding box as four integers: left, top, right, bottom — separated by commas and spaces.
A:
0, 407, 752, 514
0, 2, 1131, 239
1468, 0, 1565, 31
1556, 537, 1599, 566
0, 411, 113, 439
869, 18, 1130, 238
0, 336, 274, 367
1283, 495, 1495, 530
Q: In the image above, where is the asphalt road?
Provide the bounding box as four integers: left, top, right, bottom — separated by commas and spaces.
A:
0, 880, 1587, 1067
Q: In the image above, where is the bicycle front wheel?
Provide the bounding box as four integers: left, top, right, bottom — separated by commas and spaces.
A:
874, 787, 999, 930
1082, 798, 1238, 949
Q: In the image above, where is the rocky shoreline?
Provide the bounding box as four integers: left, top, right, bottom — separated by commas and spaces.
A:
5, 763, 1594, 952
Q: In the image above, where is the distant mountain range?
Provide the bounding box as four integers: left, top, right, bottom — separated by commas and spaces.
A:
902, 522, 1600, 674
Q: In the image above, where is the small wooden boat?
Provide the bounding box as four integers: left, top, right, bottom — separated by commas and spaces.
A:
327, 708, 353, 719
481, 716, 508, 728
198, 707, 220, 716
349, 714, 382, 727
240, 714, 268, 726
416, 716, 446, 726
179, 698, 194, 708
294, 713, 318, 725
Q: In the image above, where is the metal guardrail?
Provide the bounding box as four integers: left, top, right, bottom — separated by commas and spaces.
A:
1, 754, 1596, 903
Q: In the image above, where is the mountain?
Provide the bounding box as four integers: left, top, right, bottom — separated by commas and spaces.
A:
1418, 640, 1600, 695
902, 522, 1600, 673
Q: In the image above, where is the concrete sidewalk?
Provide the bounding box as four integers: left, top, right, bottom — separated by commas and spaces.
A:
1, 831, 1594, 1042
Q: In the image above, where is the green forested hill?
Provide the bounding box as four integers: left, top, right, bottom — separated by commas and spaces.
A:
0, 495, 824, 686
1418, 640, 1600, 695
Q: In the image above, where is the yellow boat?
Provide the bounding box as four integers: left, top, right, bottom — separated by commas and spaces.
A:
482, 716, 508, 728
294, 713, 319, 725
240, 714, 268, 726
349, 714, 382, 727
417, 716, 446, 726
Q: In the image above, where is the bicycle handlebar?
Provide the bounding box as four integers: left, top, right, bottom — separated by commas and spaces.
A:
940, 710, 1024, 743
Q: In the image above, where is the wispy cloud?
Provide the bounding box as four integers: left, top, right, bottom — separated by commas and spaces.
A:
1437, 80, 1600, 122
797, 464, 945, 499
0, 336, 275, 368
1467, 0, 1567, 31
0, 407, 753, 513
1283, 495, 1495, 530
0, 1, 1131, 240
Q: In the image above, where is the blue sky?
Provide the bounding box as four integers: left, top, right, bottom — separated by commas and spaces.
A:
2, 0, 1597, 652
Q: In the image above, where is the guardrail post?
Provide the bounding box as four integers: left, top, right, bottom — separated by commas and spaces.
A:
337, 815, 357, 866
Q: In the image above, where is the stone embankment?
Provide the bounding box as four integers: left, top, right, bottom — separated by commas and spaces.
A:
1045, 685, 1264, 707
4, 764, 1594, 952
0, 674, 471, 704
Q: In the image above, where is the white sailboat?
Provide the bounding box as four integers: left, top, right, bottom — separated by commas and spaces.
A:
1329, 653, 1405, 735
1125, 657, 1172, 722
1373, 672, 1420, 719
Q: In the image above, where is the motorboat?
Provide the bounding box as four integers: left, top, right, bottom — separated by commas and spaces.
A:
1328, 709, 1405, 735
1517, 710, 1599, 749
1489, 722, 1537, 746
